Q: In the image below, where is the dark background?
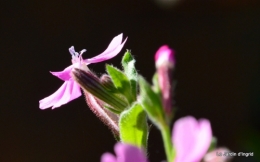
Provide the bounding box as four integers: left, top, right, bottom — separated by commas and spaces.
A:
1, 0, 260, 162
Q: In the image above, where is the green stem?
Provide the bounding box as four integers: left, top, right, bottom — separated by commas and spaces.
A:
160, 123, 173, 162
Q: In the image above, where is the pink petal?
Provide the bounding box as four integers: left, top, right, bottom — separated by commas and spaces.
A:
39, 79, 81, 109
154, 45, 174, 61
172, 116, 212, 162
49, 33, 127, 81
114, 143, 148, 162
101, 153, 117, 162
50, 64, 73, 81
99, 33, 123, 56
84, 34, 127, 64
39, 81, 68, 109
189, 119, 212, 162
155, 45, 175, 68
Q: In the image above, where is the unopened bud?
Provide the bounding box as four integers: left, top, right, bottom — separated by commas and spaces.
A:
154, 45, 175, 119
71, 68, 128, 112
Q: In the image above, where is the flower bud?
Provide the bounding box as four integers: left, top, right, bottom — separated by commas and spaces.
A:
154, 45, 175, 118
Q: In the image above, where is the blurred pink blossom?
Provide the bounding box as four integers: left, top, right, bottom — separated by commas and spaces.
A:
172, 116, 212, 162
101, 143, 148, 162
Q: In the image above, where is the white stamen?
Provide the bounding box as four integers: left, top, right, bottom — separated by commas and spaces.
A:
69, 46, 87, 64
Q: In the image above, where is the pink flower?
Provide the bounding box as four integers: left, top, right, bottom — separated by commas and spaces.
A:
172, 116, 212, 162
39, 34, 127, 109
101, 143, 148, 162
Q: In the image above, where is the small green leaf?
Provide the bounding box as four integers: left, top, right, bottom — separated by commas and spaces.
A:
139, 76, 165, 128
122, 50, 137, 80
152, 73, 160, 94
106, 65, 134, 104
119, 103, 148, 149
208, 137, 217, 152
121, 50, 138, 100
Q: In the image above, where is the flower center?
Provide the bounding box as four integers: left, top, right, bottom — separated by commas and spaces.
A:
69, 46, 87, 64
69, 46, 90, 71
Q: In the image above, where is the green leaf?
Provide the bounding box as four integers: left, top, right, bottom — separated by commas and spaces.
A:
139, 76, 165, 128
106, 65, 134, 104
119, 103, 148, 149
152, 73, 160, 94
121, 50, 138, 100
208, 137, 217, 152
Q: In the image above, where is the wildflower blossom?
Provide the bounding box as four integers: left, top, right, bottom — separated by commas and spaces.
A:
39, 34, 127, 109
101, 143, 148, 162
172, 116, 212, 162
